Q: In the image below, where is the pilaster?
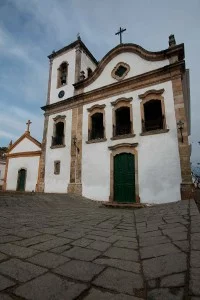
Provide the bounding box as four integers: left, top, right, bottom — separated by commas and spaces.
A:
68, 106, 83, 195
171, 75, 194, 199
37, 114, 49, 192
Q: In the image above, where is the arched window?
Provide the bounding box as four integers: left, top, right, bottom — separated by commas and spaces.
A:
143, 100, 163, 131
87, 67, 92, 77
57, 62, 68, 88
87, 104, 106, 142
52, 121, 64, 146
115, 107, 131, 136
89, 112, 104, 140
139, 89, 167, 134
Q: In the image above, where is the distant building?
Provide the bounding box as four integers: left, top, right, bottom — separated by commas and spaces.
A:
4, 34, 193, 204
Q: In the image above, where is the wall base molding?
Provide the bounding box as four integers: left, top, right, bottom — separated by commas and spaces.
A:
181, 182, 194, 200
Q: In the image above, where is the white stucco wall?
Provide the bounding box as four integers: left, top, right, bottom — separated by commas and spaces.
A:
10, 138, 41, 154
50, 49, 76, 104
44, 109, 72, 193
82, 81, 181, 204
6, 156, 40, 191
84, 52, 169, 93
0, 160, 6, 187
81, 51, 97, 78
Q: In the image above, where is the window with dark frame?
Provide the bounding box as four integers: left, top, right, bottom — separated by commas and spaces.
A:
89, 112, 104, 140
58, 62, 68, 87
114, 107, 131, 136
54, 161, 60, 175
87, 67, 93, 77
143, 100, 163, 132
114, 65, 127, 78
52, 122, 64, 146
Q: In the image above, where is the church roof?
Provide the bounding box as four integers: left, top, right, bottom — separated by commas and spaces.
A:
74, 42, 184, 89
8, 131, 41, 154
48, 39, 98, 65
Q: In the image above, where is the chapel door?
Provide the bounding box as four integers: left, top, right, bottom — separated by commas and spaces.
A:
16, 169, 26, 191
114, 153, 135, 203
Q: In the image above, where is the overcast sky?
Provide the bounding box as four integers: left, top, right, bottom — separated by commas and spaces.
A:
0, 0, 199, 165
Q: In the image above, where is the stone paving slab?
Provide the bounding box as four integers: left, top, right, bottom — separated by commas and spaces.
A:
0, 193, 199, 299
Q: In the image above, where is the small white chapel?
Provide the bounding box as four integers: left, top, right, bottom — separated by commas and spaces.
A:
3, 32, 193, 204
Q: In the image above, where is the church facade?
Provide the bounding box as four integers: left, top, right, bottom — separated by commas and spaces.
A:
4, 35, 193, 204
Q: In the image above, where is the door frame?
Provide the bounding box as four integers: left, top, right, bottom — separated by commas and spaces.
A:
16, 168, 27, 191
108, 143, 140, 203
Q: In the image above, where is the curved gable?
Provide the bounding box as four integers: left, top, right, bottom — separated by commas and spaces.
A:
74, 43, 184, 93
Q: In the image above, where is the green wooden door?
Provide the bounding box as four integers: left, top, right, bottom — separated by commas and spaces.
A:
114, 153, 135, 203
17, 169, 26, 191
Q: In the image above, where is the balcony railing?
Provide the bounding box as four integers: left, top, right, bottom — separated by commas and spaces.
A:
51, 135, 65, 146
88, 128, 104, 140
142, 116, 164, 132
113, 122, 132, 137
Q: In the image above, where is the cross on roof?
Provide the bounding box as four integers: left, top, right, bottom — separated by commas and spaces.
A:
115, 27, 126, 44
26, 120, 32, 132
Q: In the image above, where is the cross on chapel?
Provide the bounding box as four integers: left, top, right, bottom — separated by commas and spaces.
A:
115, 27, 126, 44
26, 120, 32, 132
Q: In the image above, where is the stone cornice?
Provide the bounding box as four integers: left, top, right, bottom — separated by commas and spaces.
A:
73, 43, 184, 89
41, 61, 185, 115
48, 39, 98, 65
138, 88, 165, 99
7, 151, 41, 158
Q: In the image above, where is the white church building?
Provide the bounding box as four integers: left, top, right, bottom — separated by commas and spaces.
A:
3, 34, 193, 204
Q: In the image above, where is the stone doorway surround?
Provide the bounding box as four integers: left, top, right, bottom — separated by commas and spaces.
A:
108, 143, 139, 203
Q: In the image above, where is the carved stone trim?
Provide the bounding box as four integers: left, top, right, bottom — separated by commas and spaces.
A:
111, 62, 130, 81
140, 129, 169, 136
53, 115, 66, 122
88, 106, 106, 141
111, 97, 132, 106
108, 143, 138, 150
139, 88, 165, 99
111, 133, 136, 140
50, 145, 66, 149
87, 104, 106, 112
139, 90, 167, 133
86, 138, 107, 144
112, 99, 134, 137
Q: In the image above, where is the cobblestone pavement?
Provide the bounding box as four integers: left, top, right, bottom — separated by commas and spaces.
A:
0, 193, 199, 299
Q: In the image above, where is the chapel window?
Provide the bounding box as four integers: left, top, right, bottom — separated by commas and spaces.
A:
114, 107, 131, 136
54, 161, 61, 175
52, 121, 64, 146
89, 112, 104, 140
143, 100, 164, 132
87, 68, 92, 77
57, 62, 68, 87
111, 62, 130, 81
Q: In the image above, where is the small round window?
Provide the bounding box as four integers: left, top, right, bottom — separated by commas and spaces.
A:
111, 62, 130, 80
